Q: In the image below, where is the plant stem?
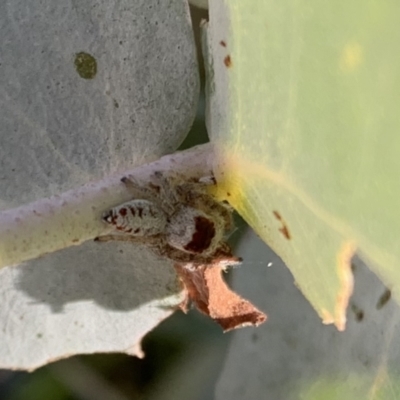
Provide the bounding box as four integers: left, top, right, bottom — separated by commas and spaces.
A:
0, 144, 214, 269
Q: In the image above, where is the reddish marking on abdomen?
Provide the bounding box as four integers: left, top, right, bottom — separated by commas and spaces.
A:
224, 55, 232, 68
184, 216, 216, 253
119, 207, 127, 217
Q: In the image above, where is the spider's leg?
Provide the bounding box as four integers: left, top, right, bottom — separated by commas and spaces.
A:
120, 176, 160, 201
174, 174, 217, 196
163, 242, 241, 269
198, 175, 217, 186
150, 171, 182, 215
95, 234, 161, 246
176, 190, 235, 232
159, 246, 214, 266
95, 233, 182, 262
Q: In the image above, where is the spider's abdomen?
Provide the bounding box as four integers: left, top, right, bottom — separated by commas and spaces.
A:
166, 207, 222, 255
103, 199, 167, 236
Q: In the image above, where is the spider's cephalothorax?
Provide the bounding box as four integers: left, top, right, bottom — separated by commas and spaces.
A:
97, 172, 238, 266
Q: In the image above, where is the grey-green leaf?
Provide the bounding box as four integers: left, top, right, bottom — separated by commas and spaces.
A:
0, 0, 198, 369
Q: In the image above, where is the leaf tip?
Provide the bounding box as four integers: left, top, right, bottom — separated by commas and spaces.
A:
126, 342, 145, 359
335, 241, 356, 331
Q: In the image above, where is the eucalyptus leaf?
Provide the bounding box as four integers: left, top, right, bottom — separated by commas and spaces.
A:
205, 0, 400, 329
0, 0, 198, 208
0, 0, 198, 369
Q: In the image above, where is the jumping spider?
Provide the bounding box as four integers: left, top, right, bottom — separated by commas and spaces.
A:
96, 172, 241, 268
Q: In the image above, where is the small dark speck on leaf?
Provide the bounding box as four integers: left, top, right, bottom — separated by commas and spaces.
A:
113, 99, 119, 108
351, 303, 364, 322
220, 40, 227, 47
224, 55, 232, 68
376, 288, 391, 310
37, 333, 43, 338
74, 52, 97, 79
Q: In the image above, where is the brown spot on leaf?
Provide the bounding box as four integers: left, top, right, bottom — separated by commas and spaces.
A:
279, 226, 291, 240
184, 216, 216, 253
273, 210, 282, 220
351, 303, 364, 322
376, 288, 391, 310
272, 210, 291, 240
74, 52, 97, 79
224, 55, 232, 68
220, 40, 227, 47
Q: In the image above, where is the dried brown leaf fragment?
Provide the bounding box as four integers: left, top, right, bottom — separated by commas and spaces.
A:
175, 260, 266, 331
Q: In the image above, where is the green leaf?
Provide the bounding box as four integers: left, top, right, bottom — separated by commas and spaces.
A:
205, 0, 400, 329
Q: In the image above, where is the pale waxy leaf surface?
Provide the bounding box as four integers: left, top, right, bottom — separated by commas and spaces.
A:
205, 0, 400, 329
0, 0, 198, 369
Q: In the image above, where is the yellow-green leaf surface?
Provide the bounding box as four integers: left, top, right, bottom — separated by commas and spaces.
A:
205, 0, 400, 329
